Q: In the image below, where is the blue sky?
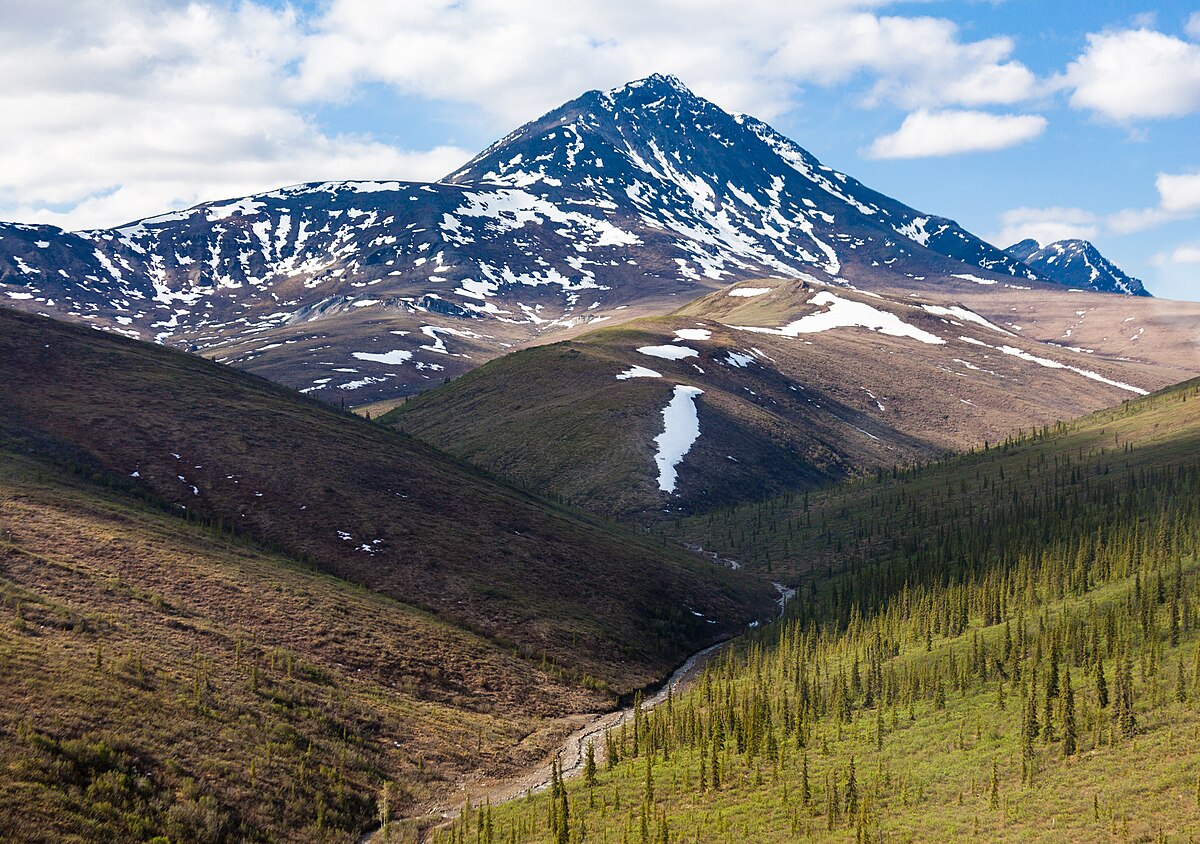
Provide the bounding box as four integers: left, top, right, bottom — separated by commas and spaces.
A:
1, 1, 1197, 299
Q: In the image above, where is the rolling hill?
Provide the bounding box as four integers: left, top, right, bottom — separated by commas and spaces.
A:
0, 305, 783, 840
0, 306, 775, 691
386, 278, 1198, 517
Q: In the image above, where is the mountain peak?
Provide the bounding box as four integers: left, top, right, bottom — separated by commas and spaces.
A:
611, 72, 692, 96
1006, 238, 1149, 296
1005, 238, 1041, 263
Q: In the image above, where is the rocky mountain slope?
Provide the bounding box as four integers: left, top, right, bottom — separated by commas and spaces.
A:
387, 278, 1198, 517
1006, 238, 1150, 296
0, 74, 1083, 405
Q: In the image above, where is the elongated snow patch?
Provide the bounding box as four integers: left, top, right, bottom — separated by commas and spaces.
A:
674, 328, 712, 341
956, 336, 1148, 395
728, 287, 771, 297
654, 385, 704, 493
616, 365, 661, 380
732, 291, 945, 345
922, 304, 1011, 335
952, 273, 997, 285
352, 350, 413, 365
638, 344, 699, 360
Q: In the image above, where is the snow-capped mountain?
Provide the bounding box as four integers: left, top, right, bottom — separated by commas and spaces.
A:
1006, 238, 1150, 297
1, 74, 1073, 402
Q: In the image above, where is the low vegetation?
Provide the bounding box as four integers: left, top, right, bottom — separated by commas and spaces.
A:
0, 308, 772, 840
461, 379, 1200, 842
0, 308, 774, 694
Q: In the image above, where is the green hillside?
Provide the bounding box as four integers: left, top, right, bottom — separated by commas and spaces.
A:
446, 379, 1200, 842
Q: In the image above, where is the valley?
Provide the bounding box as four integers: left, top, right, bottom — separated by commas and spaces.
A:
1, 68, 1198, 844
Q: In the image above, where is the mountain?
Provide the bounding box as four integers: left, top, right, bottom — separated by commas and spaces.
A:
386, 278, 1196, 517
2, 74, 1070, 405
1006, 238, 1150, 296
0, 306, 775, 691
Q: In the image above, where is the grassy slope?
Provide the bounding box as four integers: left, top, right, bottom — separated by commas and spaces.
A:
0, 308, 774, 694
465, 378, 1200, 843
0, 450, 599, 842
388, 280, 1186, 520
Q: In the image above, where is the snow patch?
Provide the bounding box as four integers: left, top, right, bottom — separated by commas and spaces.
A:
922, 304, 1012, 335
616, 365, 662, 380
727, 287, 771, 297
351, 350, 413, 365
638, 344, 699, 361
731, 291, 945, 345
654, 386, 704, 493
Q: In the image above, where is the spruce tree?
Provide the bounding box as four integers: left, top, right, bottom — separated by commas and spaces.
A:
584, 742, 597, 789
1062, 669, 1077, 756
801, 752, 811, 805
845, 757, 859, 818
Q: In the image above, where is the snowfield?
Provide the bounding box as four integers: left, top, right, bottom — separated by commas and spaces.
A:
654, 385, 704, 493
616, 365, 662, 380
732, 291, 946, 345
638, 344, 699, 360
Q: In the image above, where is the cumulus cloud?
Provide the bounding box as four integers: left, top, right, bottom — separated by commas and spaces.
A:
1156, 171, 1200, 213
299, 2, 1041, 123
992, 207, 1100, 247
1109, 169, 1200, 233
867, 110, 1046, 159
0, 1, 469, 230
767, 13, 1036, 109
0, 0, 1047, 229
1062, 28, 1200, 121
1151, 244, 1200, 265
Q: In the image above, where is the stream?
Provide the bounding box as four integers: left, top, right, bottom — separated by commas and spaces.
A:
365, 577, 794, 843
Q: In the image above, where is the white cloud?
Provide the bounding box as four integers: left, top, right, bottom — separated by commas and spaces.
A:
1156, 171, 1200, 213
992, 207, 1100, 247
0, 1, 469, 230
298, 3, 1039, 123
867, 110, 1046, 159
1108, 169, 1200, 233
1187, 12, 1200, 39
1062, 28, 1200, 121
767, 14, 1036, 109
1151, 244, 1200, 265
0, 0, 1046, 230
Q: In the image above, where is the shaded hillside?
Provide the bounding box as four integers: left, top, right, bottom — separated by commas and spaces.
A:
388, 279, 1191, 517
678, 377, 1200, 580
0, 308, 774, 693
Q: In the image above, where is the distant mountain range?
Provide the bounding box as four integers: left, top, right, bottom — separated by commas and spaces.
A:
0, 74, 1149, 403
1005, 238, 1149, 296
